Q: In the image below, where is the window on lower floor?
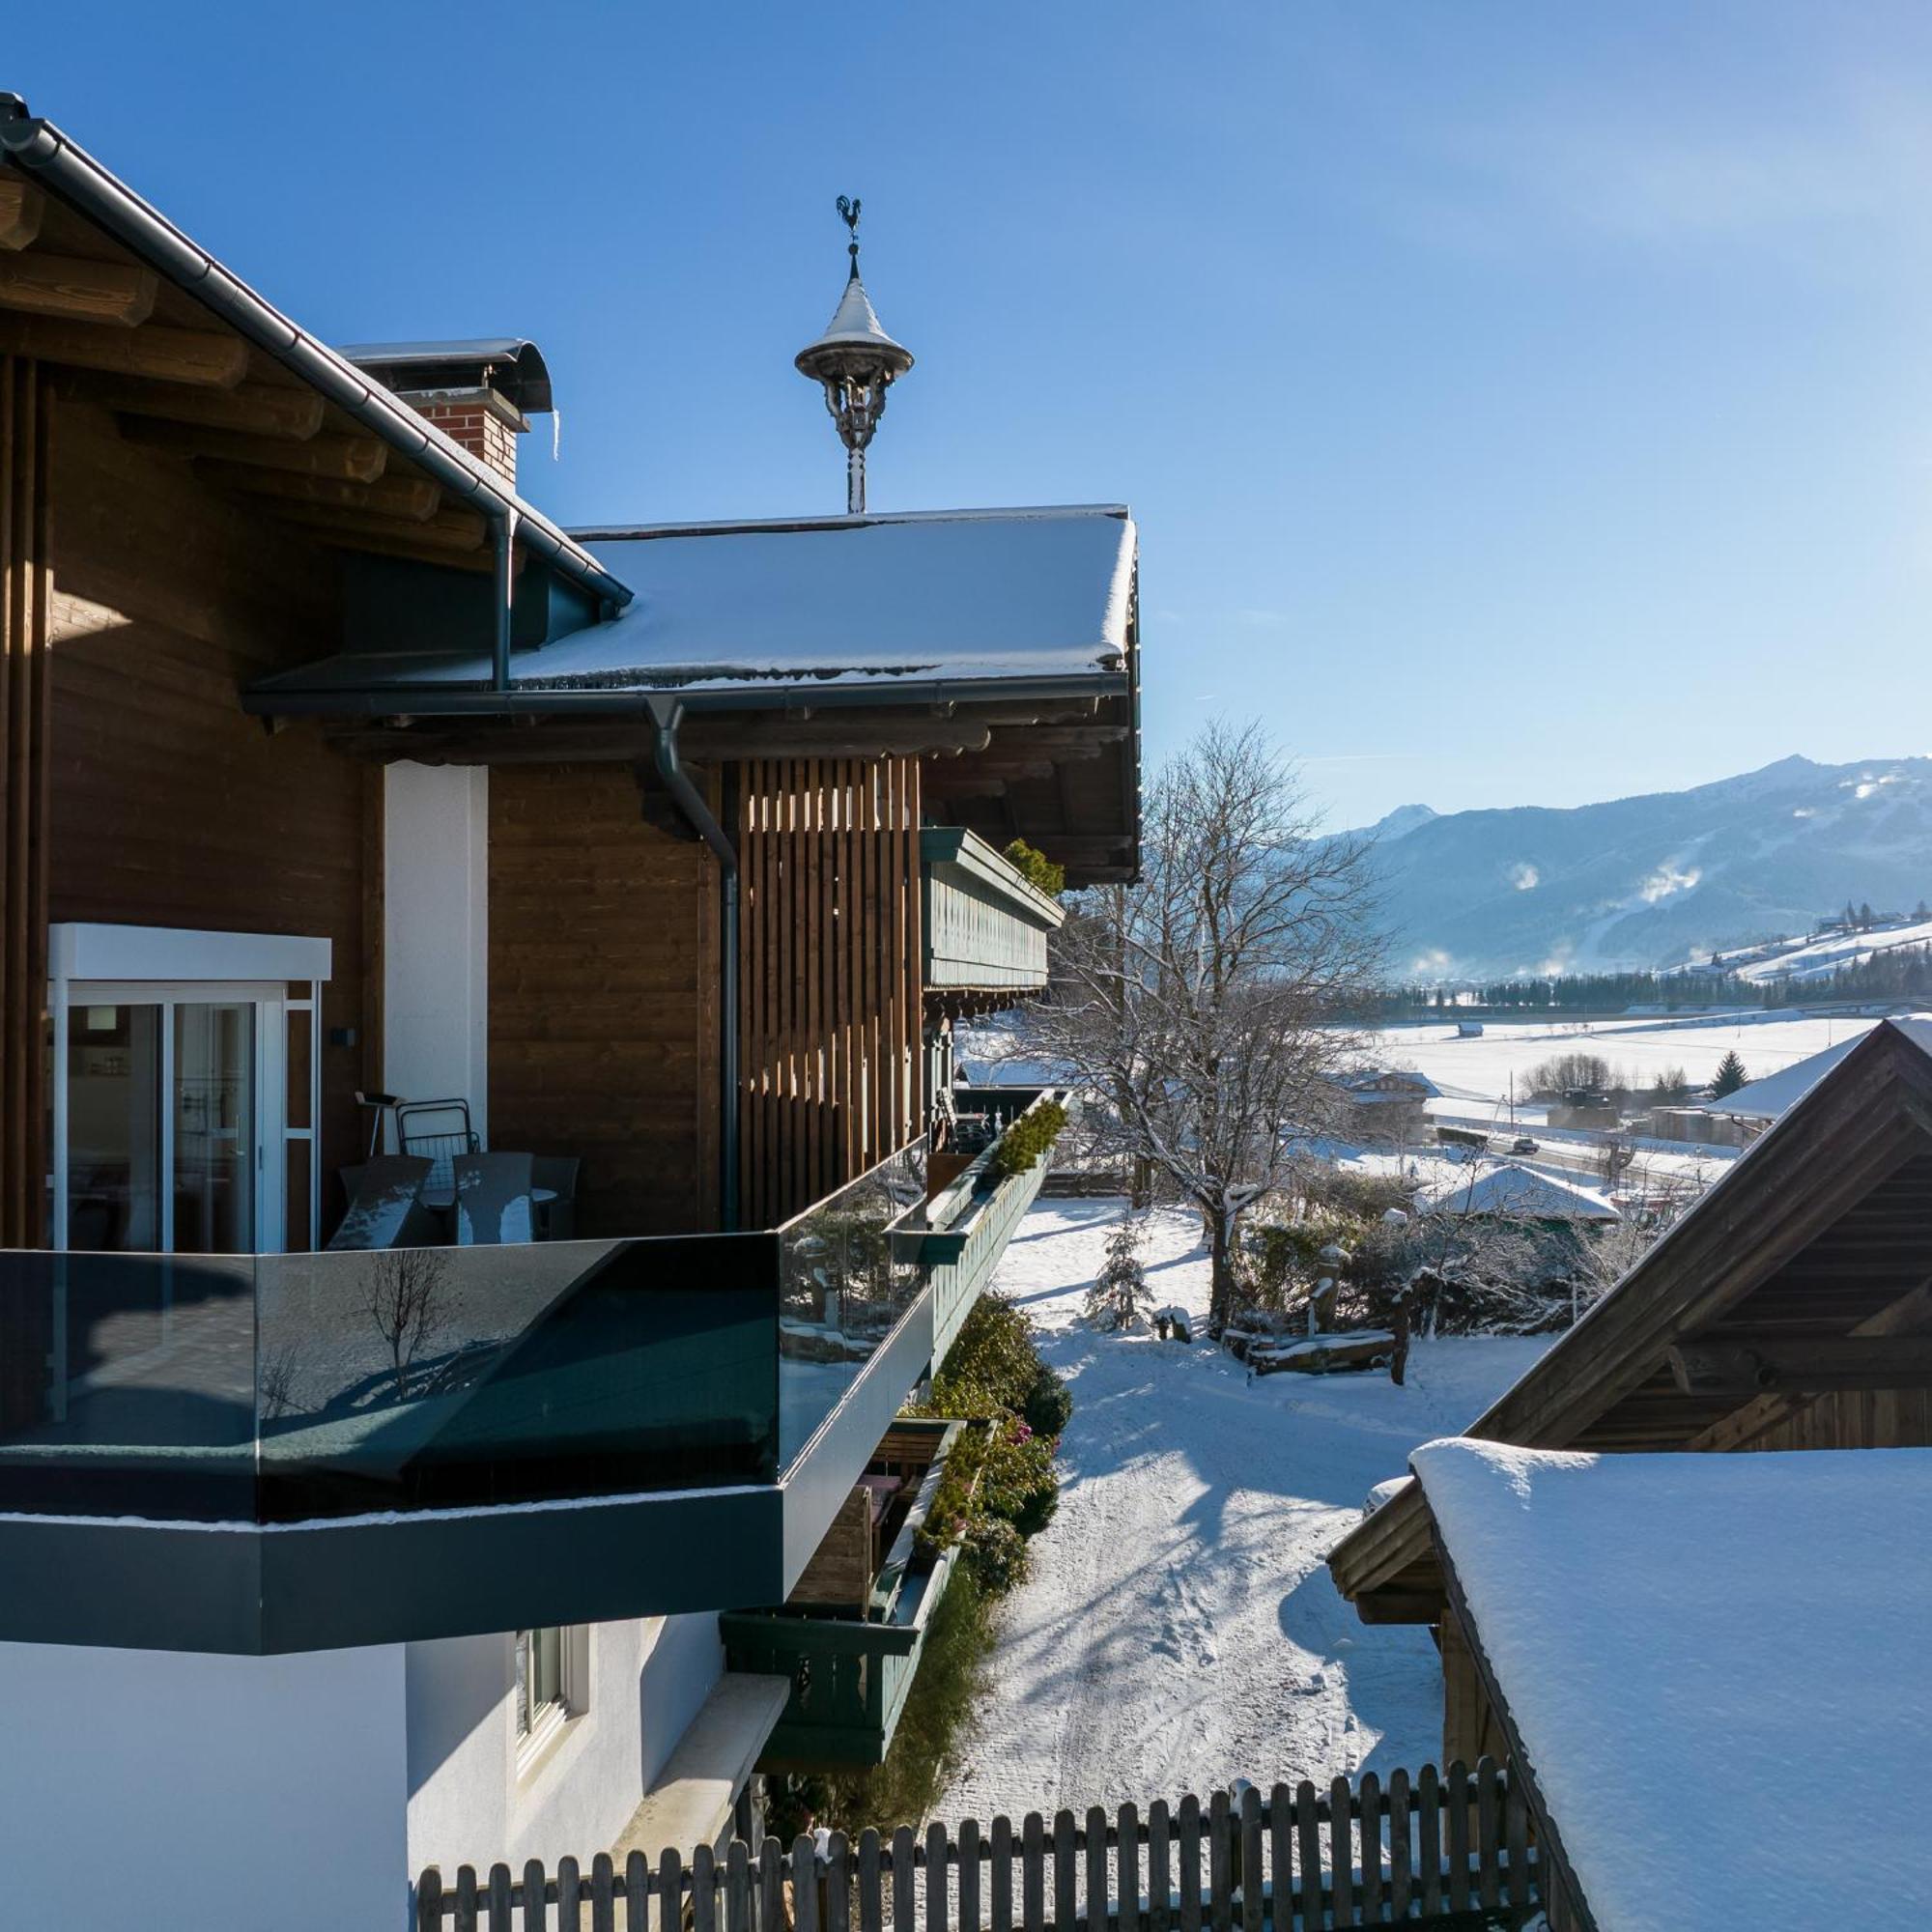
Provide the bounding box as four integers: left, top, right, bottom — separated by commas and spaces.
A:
515, 1626, 585, 1768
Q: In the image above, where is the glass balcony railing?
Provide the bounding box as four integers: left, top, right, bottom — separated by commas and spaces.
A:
0, 1234, 783, 1522
0, 1137, 972, 1529
777, 1140, 930, 1464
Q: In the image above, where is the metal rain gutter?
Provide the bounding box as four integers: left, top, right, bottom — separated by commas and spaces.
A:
644, 696, 740, 1231
242, 670, 1131, 722
0, 94, 632, 613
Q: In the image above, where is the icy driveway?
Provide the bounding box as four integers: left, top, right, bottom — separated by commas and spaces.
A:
937, 1201, 1551, 1823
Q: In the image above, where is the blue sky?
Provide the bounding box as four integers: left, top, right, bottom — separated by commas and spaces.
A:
11, 3, 1932, 825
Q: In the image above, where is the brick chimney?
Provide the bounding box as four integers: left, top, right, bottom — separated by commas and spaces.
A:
337, 339, 554, 491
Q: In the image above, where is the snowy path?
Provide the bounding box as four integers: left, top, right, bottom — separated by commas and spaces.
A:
936, 1202, 1550, 1824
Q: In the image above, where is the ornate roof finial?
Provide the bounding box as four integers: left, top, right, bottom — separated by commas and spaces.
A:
795, 194, 914, 516
838, 194, 862, 276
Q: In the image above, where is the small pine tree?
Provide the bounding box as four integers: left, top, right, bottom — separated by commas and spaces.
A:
1859, 900, 1876, 931
1001, 838, 1065, 899
1086, 1215, 1152, 1331
1711, 1050, 1749, 1099
1914, 899, 1930, 923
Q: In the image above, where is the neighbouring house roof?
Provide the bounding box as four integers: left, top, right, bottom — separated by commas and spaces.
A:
1328, 1019, 1932, 1615
1718, 1016, 1932, 1119
1414, 1162, 1619, 1221
1413, 1437, 1932, 1928
1336, 1068, 1440, 1101
247, 505, 1136, 706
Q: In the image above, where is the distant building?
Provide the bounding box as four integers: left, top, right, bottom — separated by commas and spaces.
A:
1456, 1019, 1485, 1037
1646, 1105, 1748, 1148
1331, 1067, 1439, 1145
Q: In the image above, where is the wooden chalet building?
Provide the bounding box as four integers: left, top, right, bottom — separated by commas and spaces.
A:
0, 95, 1139, 1925
1329, 1017, 1932, 1772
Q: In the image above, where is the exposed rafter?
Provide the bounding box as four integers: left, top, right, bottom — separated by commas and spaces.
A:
0, 309, 246, 386
60, 372, 325, 440
0, 249, 156, 325
0, 177, 43, 250
197, 462, 442, 523
118, 417, 386, 480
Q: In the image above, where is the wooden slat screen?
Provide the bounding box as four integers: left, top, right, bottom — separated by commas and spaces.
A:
738, 756, 923, 1228
0, 357, 51, 1247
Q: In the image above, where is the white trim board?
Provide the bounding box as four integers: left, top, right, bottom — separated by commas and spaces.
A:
50, 923, 332, 985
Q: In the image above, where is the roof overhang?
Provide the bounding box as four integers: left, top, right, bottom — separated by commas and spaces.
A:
0, 95, 626, 609
245, 505, 1145, 884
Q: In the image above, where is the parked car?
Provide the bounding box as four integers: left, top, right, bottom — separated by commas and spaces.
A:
1510, 1136, 1541, 1154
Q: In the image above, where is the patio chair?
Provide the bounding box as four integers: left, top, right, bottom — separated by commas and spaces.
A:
327, 1156, 437, 1251
452, 1151, 535, 1247
530, 1155, 581, 1242
394, 1097, 481, 1203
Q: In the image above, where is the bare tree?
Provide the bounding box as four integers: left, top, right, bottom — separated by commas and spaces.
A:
365, 1249, 456, 1402
1018, 724, 1382, 1327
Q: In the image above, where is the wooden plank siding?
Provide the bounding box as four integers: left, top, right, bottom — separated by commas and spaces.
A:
487, 762, 722, 1237
737, 757, 923, 1229
0, 357, 53, 1245
38, 401, 363, 1243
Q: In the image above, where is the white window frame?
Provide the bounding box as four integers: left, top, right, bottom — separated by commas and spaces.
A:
48, 925, 329, 1255
515, 1625, 588, 1776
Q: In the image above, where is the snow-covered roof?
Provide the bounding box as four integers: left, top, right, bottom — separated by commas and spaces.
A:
250, 505, 1136, 705
1412, 1438, 1932, 1927
1719, 1015, 1932, 1119
1336, 1068, 1440, 1100
795, 270, 912, 368
1413, 1163, 1619, 1221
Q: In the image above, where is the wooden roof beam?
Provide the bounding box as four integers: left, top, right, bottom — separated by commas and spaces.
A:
0, 310, 246, 386
118, 417, 387, 481
197, 462, 442, 522
267, 499, 485, 551
58, 372, 326, 440
0, 178, 46, 251
0, 249, 156, 326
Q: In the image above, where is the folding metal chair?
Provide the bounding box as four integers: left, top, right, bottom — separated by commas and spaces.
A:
394, 1097, 481, 1204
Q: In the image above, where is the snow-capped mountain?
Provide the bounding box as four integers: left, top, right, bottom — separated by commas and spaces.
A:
1359, 755, 1932, 981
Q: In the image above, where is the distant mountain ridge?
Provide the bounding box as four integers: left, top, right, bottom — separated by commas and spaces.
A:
1354, 754, 1932, 981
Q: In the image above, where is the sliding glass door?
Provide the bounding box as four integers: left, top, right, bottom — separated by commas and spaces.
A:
58, 984, 284, 1256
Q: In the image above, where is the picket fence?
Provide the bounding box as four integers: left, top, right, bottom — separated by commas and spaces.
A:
417, 1759, 1542, 1932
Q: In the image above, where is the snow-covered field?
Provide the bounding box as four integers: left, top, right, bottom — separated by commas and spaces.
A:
1369, 1012, 1892, 1107
937, 1202, 1551, 1824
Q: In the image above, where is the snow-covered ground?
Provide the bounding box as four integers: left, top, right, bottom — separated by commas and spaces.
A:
1368, 1012, 1891, 1107
1678, 915, 1932, 985
936, 1202, 1551, 1823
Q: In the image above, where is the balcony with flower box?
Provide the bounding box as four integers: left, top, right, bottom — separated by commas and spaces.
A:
922, 828, 1066, 999
717, 1416, 969, 1768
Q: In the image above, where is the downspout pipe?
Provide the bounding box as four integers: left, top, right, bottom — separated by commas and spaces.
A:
645, 696, 740, 1231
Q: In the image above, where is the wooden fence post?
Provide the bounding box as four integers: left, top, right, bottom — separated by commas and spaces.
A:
1147, 1801, 1170, 1932
418, 1866, 443, 1932
1176, 1796, 1201, 1932
1293, 1784, 1319, 1932
1116, 1801, 1140, 1932
1356, 1772, 1381, 1924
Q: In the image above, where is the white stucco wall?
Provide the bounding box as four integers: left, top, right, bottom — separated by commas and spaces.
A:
384, 762, 489, 1139
406, 1612, 724, 1881
0, 1639, 408, 1931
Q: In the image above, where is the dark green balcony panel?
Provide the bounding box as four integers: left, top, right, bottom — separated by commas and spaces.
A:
922, 828, 1066, 995
721, 1419, 965, 1769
